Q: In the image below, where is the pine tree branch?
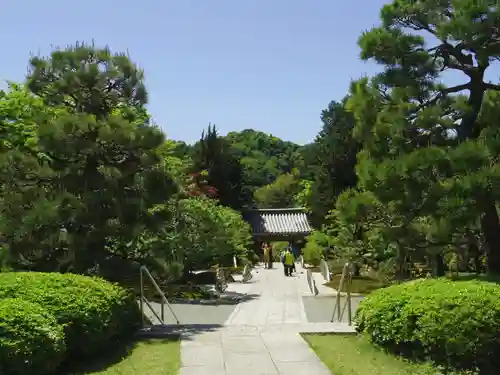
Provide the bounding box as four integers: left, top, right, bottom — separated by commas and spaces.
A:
484, 82, 500, 91
419, 83, 470, 109
399, 16, 477, 74
441, 83, 471, 95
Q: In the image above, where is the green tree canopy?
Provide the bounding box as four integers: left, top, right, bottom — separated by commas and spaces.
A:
307, 99, 359, 227
337, 0, 500, 274
253, 171, 301, 209
0, 44, 177, 274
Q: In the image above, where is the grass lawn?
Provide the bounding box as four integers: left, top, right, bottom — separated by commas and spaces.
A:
302, 334, 468, 375
61, 338, 180, 375
324, 272, 500, 295
325, 274, 386, 294
448, 272, 500, 283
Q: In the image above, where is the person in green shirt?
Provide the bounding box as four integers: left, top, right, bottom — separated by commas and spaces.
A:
283, 247, 295, 276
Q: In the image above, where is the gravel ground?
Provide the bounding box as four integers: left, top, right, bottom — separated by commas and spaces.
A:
143, 301, 237, 325
302, 295, 364, 323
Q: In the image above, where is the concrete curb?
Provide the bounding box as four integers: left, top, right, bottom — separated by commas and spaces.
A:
169, 297, 243, 305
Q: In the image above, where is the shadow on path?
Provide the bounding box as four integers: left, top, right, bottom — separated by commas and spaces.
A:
139, 323, 223, 340
142, 291, 261, 326
169, 292, 260, 305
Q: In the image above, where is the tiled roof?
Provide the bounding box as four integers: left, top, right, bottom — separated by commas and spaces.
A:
244, 208, 312, 236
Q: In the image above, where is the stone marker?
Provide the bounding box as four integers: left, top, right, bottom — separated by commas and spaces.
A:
307, 269, 314, 294
320, 259, 331, 282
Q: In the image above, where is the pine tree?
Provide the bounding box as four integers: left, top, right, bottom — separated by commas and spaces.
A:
350, 0, 500, 273
1, 43, 176, 273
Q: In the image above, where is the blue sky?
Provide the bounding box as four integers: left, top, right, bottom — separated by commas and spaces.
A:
2, 1, 400, 144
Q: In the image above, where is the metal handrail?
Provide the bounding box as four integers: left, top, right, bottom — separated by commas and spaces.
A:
141, 295, 164, 323
330, 262, 353, 325
139, 265, 180, 327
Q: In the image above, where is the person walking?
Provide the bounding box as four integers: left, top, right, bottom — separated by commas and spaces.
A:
289, 242, 297, 273
262, 242, 270, 269
268, 242, 274, 269
280, 248, 286, 274
283, 247, 295, 276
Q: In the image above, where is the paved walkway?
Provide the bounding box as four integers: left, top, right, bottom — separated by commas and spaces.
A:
179, 262, 355, 375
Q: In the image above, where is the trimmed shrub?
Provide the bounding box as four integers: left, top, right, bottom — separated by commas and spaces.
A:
303, 231, 332, 267
303, 243, 322, 267
355, 278, 500, 373
0, 298, 66, 375
0, 272, 141, 359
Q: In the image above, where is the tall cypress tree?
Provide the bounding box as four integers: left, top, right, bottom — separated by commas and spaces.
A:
308, 99, 360, 228
192, 124, 245, 210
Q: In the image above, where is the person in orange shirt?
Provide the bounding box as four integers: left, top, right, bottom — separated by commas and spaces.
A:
262, 242, 270, 268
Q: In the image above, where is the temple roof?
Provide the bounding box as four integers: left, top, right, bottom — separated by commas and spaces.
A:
243, 208, 312, 236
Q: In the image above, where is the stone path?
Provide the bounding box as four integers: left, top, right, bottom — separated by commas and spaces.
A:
179, 262, 355, 375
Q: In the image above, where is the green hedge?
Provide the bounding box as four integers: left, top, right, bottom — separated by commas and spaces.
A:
0, 298, 66, 375
355, 278, 500, 373
0, 272, 141, 359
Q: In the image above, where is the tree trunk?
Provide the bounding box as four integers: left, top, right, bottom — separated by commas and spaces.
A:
459, 252, 469, 271
433, 254, 445, 277
458, 83, 500, 273
353, 263, 361, 277
466, 230, 481, 274
181, 264, 193, 283
480, 200, 500, 274
474, 254, 482, 274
